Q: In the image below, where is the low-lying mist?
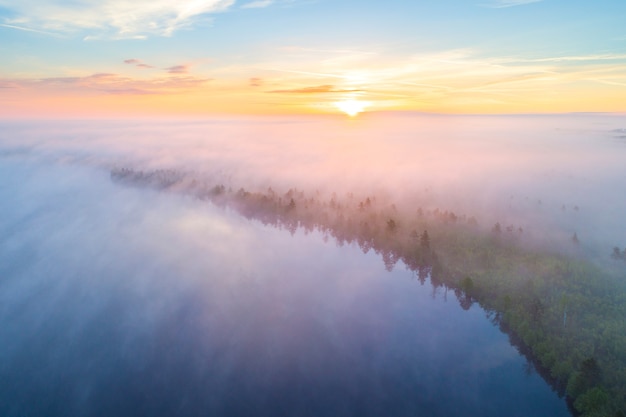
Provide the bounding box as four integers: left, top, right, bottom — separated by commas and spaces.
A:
2, 112, 625, 262
0, 137, 574, 417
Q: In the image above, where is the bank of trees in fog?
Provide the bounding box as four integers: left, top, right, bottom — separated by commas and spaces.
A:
111, 167, 626, 417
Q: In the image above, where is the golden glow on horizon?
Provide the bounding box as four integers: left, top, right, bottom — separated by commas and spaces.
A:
0, 0, 625, 120
2, 45, 626, 118
335, 99, 370, 117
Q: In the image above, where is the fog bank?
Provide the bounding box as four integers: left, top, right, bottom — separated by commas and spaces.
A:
2, 113, 624, 261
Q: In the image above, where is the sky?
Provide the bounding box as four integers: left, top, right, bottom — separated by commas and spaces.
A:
1, 0, 625, 117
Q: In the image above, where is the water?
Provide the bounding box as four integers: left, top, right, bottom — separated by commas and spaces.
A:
0, 157, 571, 416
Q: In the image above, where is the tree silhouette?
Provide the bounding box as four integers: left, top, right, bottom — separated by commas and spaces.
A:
612, 247, 621, 258
420, 230, 430, 250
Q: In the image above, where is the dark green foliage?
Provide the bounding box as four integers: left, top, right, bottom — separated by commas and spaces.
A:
581, 358, 602, 387
574, 387, 609, 415
568, 357, 602, 398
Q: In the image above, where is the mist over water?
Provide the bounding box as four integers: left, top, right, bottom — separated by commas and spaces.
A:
2, 113, 625, 257
1, 113, 624, 416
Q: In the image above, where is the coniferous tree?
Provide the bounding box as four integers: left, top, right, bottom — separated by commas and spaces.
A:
420, 230, 430, 250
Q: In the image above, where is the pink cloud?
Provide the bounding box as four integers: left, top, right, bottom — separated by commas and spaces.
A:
166, 65, 189, 74
124, 59, 154, 69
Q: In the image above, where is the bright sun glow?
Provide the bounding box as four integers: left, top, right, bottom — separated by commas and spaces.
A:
335, 99, 369, 117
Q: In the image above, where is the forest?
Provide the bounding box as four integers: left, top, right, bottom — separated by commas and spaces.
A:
111, 167, 626, 417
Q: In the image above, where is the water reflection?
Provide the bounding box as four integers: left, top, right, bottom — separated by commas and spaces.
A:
0, 159, 570, 416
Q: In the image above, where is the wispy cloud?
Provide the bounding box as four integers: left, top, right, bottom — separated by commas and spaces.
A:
0, 22, 62, 37
124, 61, 193, 74
586, 79, 626, 88
166, 65, 190, 74
2, 72, 212, 95
268, 84, 359, 94
124, 59, 154, 69
497, 54, 626, 63
0, 0, 236, 39
3, 45, 625, 114
260, 68, 345, 80
481, 0, 543, 8
249, 77, 263, 87
0, 81, 18, 89
241, 0, 275, 9
246, 46, 626, 113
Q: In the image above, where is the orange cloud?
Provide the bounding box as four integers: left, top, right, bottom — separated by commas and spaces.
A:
249, 77, 263, 87
268, 84, 360, 94
2, 73, 211, 96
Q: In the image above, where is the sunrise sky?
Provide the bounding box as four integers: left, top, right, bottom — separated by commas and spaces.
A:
1, 0, 625, 117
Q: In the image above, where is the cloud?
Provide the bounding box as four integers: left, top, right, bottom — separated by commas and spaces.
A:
251, 46, 626, 113
124, 59, 154, 69
0, 22, 62, 37
481, 0, 543, 8
0, 81, 18, 89
166, 65, 190, 74
268, 84, 360, 94
249, 77, 263, 87
0, 0, 236, 39
498, 53, 626, 64
9, 72, 212, 95
241, 0, 274, 9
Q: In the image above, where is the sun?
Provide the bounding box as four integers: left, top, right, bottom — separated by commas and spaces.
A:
335, 99, 369, 117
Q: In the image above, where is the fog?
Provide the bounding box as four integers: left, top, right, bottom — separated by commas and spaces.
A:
1, 113, 625, 416
2, 113, 625, 259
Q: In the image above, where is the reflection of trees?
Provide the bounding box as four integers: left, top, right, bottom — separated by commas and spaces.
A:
110, 167, 626, 417
451, 277, 475, 311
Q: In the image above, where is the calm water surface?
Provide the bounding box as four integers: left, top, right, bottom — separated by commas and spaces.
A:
0, 158, 572, 417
